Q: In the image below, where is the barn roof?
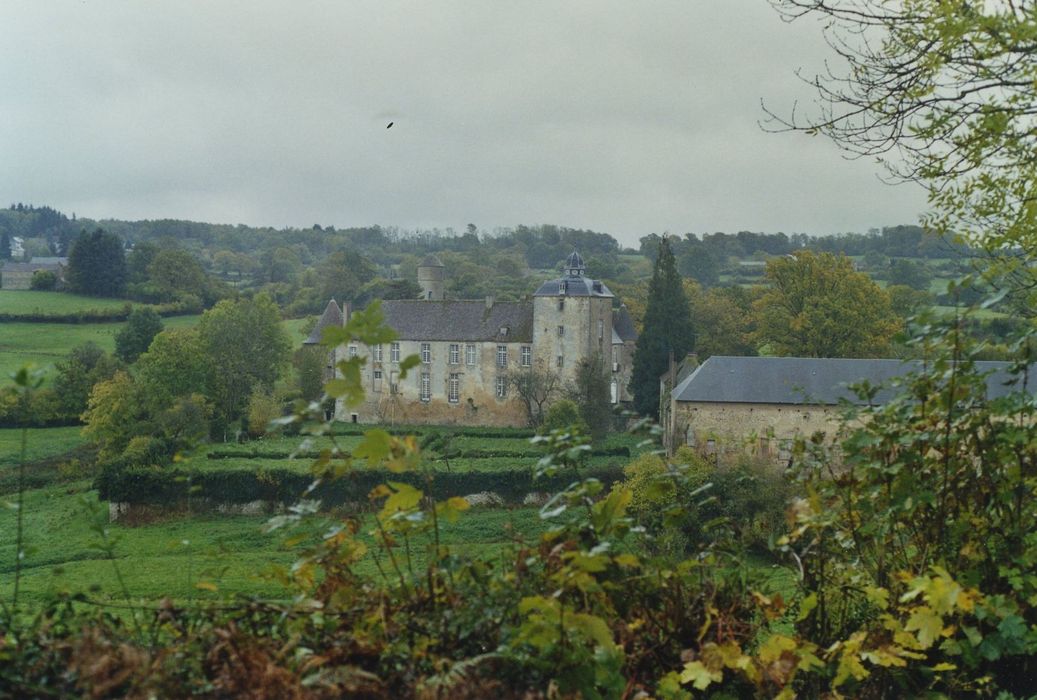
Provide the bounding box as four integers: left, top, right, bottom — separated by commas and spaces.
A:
304, 299, 344, 345
379, 299, 534, 342
672, 356, 1032, 406
612, 306, 638, 341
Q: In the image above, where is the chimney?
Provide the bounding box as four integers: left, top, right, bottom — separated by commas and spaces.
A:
342, 301, 351, 325
484, 296, 494, 310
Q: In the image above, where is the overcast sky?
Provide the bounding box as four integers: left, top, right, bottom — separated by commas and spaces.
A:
0, 1, 926, 246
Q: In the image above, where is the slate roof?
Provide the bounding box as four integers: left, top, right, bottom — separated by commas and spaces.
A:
304, 299, 344, 344
613, 306, 638, 341
673, 356, 1033, 406
379, 300, 534, 342
533, 276, 614, 298
2, 258, 67, 273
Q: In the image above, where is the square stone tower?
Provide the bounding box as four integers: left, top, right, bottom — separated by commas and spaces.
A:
532, 250, 615, 385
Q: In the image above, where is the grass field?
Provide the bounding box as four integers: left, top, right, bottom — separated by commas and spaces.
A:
0, 478, 547, 605
0, 426, 84, 469
0, 315, 310, 382
0, 424, 646, 606
0, 315, 202, 380
0, 290, 147, 316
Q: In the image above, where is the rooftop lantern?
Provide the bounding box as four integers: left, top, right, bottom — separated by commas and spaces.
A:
564, 250, 585, 277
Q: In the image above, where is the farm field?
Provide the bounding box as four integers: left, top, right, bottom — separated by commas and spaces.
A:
0, 477, 547, 606
0, 426, 84, 469
0, 315, 201, 380
0, 422, 639, 606
0, 313, 311, 381
0, 290, 150, 316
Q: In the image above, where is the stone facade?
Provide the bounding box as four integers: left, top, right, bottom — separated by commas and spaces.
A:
308, 251, 638, 427
671, 401, 845, 464
349, 338, 532, 427
0, 257, 67, 290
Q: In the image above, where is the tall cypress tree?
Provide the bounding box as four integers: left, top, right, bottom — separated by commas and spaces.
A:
631, 238, 695, 418
67, 229, 127, 297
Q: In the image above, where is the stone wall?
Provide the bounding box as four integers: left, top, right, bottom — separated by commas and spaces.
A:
672, 400, 857, 463
1, 269, 33, 290
532, 295, 613, 385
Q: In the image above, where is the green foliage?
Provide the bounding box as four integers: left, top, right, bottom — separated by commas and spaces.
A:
28, 269, 56, 291
888, 257, 934, 291
631, 237, 695, 418
543, 398, 583, 433
245, 389, 281, 439
52, 342, 122, 419
571, 352, 612, 442
114, 307, 164, 363
66, 228, 127, 297
293, 345, 326, 402
755, 250, 900, 358
197, 294, 291, 430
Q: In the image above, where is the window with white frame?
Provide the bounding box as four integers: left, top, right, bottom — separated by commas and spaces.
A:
496, 344, 507, 368
373, 369, 383, 392
520, 346, 531, 367
557, 325, 565, 338
373, 345, 383, 362
421, 343, 431, 363
448, 373, 460, 403
348, 345, 358, 358
465, 344, 477, 365
390, 342, 400, 363
449, 343, 460, 364
610, 379, 618, 404
495, 376, 507, 398
420, 372, 431, 402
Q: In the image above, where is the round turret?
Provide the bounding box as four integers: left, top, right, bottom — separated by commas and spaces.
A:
417, 253, 445, 301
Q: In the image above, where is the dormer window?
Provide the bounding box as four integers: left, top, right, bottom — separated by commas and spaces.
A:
560, 280, 567, 293
499, 326, 508, 337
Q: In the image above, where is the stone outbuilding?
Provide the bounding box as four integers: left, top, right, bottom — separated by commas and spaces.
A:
0, 257, 68, 290
665, 355, 1032, 464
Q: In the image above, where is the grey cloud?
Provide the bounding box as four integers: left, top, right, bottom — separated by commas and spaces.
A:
0, 0, 925, 245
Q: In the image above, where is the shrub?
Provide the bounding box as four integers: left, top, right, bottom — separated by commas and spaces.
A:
246, 390, 281, 439
29, 270, 57, 290
544, 399, 584, 433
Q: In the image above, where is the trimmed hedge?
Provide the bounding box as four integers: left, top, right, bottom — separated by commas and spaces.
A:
205, 446, 631, 460
0, 300, 201, 324
96, 463, 626, 507
327, 426, 538, 439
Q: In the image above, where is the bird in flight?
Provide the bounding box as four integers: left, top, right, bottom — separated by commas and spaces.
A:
386, 122, 394, 129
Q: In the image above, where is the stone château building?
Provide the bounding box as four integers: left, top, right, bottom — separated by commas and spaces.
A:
306, 251, 638, 426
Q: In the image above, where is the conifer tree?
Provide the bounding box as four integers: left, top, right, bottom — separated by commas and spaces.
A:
631, 238, 694, 418
0, 232, 11, 260
67, 229, 127, 297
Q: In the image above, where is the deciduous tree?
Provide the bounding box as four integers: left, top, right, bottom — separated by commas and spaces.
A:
754, 251, 899, 358
508, 365, 562, 428
197, 294, 291, 432
114, 308, 164, 363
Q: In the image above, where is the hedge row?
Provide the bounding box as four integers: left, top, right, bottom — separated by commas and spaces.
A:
205, 446, 631, 460
96, 463, 626, 507
0, 300, 201, 324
